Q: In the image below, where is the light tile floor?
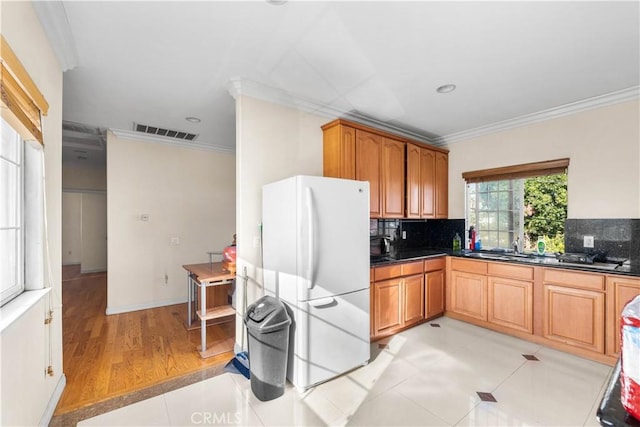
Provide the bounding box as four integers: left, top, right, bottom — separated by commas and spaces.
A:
78, 317, 612, 426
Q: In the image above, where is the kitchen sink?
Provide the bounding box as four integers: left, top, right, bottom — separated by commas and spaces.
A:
462, 251, 552, 264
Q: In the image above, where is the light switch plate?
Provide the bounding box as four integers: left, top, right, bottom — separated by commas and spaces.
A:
583, 235, 594, 248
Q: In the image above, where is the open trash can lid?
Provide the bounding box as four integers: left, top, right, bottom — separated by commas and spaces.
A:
245, 296, 291, 332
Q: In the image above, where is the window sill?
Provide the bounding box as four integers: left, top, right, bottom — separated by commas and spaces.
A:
0, 288, 51, 333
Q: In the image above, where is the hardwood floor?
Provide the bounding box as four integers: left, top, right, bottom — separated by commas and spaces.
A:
55, 270, 235, 415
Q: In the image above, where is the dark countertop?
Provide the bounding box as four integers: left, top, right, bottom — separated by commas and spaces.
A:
597, 359, 640, 426
370, 248, 449, 266
371, 249, 640, 277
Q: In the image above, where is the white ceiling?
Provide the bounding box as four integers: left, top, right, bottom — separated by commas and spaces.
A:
35, 1, 639, 167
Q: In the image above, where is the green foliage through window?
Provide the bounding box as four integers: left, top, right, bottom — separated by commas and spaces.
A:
466, 172, 567, 253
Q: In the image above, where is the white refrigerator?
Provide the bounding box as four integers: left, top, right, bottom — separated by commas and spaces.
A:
262, 175, 370, 391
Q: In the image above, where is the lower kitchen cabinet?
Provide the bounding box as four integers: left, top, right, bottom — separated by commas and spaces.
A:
403, 274, 424, 324
372, 261, 425, 339
488, 276, 533, 334
373, 278, 403, 337
425, 257, 445, 319
543, 284, 605, 353
450, 270, 487, 321
542, 268, 605, 354
606, 275, 640, 357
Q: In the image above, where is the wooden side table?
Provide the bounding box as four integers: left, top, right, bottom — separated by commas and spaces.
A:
183, 262, 235, 358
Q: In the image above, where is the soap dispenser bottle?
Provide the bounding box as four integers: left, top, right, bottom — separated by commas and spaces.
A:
453, 233, 462, 252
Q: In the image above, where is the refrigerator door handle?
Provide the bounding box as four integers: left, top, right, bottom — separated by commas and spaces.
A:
308, 297, 335, 308
305, 186, 315, 289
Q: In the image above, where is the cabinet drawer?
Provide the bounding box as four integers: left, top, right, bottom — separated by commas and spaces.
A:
451, 258, 487, 275
424, 257, 445, 272
488, 262, 534, 281
543, 268, 604, 291
375, 261, 423, 281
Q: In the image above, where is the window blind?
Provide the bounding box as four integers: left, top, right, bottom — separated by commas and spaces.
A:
462, 158, 570, 183
0, 35, 49, 145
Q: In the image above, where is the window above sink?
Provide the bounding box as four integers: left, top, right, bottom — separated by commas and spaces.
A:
463, 159, 569, 254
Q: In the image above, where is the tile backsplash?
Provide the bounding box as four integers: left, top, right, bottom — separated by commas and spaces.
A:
370, 217, 640, 264
564, 218, 640, 264
371, 218, 466, 252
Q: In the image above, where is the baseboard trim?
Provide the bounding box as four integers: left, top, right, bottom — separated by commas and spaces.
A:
80, 268, 106, 274
106, 298, 186, 315
39, 374, 66, 427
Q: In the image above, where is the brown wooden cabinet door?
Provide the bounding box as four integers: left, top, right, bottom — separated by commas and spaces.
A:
425, 269, 445, 319
543, 285, 605, 353
373, 278, 403, 336
323, 124, 356, 179
488, 276, 533, 334
450, 270, 487, 321
606, 276, 640, 356
406, 143, 421, 218
356, 130, 382, 218
435, 152, 448, 218
381, 138, 405, 218
420, 148, 436, 218
403, 274, 424, 325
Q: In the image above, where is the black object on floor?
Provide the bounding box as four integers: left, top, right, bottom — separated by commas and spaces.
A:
522, 354, 539, 361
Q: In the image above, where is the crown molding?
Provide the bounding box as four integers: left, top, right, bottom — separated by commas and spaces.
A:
228, 78, 639, 148
32, 1, 79, 72
433, 86, 640, 145
225, 77, 437, 145
109, 129, 235, 154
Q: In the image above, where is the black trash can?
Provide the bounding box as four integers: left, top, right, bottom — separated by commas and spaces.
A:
244, 295, 291, 401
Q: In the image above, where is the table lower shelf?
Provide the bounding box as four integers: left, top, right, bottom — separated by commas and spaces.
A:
198, 336, 235, 358
197, 304, 236, 321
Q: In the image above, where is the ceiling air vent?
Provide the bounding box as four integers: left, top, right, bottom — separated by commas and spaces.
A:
134, 123, 198, 141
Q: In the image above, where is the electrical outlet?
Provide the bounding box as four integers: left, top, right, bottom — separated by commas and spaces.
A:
253, 236, 261, 248
583, 235, 594, 248
402, 231, 407, 239
170, 237, 180, 246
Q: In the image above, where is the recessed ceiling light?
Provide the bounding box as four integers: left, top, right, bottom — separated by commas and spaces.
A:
266, 0, 287, 5
436, 84, 457, 94
185, 117, 201, 123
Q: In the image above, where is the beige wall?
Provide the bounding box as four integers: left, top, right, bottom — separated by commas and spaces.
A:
0, 2, 64, 425
446, 100, 640, 219
62, 163, 106, 191
234, 95, 325, 350
107, 134, 235, 313
62, 192, 82, 265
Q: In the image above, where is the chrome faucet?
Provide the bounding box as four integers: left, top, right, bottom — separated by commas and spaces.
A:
512, 237, 520, 254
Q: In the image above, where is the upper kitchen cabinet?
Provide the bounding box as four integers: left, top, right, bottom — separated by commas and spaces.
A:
323, 121, 356, 180
322, 119, 404, 218
322, 119, 448, 219
355, 130, 383, 217
381, 137, 405, 218
406, 142, 449, 219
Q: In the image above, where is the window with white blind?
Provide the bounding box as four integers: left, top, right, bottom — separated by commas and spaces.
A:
1, 118, 24, 305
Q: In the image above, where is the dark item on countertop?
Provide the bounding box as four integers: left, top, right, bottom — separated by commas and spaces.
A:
597, 360, 640, 426
370, 235, 391, 257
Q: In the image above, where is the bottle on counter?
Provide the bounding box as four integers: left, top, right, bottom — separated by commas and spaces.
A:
453, 233, 462, 252
468, 226, 476, 250
536, 237, 546, 255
